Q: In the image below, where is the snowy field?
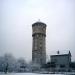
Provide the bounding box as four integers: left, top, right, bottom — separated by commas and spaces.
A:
2, 72, 75, 75
0, 72, 75, 75
0, 73, 65, 75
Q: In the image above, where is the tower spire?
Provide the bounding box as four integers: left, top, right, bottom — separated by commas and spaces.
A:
38, 19, 40, 22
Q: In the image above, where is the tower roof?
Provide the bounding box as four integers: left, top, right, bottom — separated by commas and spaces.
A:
32, 20, 46, 27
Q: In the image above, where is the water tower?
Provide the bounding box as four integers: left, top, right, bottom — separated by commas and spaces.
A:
32, 20, 47, 65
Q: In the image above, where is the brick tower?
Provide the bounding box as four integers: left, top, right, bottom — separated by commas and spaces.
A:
32, 21, 47, 65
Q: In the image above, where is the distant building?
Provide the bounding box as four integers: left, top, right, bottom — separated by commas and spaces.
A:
50, 51, 71, 71
32, 21, 47, 66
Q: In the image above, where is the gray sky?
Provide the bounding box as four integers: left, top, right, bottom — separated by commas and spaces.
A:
0, 0, 75, 61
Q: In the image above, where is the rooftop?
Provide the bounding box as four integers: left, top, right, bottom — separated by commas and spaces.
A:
51, 54, 70, 57
50, 51, 71, 57
32, 20, 46, 27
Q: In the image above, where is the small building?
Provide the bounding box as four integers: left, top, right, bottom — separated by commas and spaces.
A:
50, 51, 71, 72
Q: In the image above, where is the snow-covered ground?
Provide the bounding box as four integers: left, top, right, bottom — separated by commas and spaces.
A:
0, 72, 75, 75
0, 73, 65, 75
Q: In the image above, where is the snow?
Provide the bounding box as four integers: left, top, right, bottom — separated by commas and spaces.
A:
0, 73, 64, 75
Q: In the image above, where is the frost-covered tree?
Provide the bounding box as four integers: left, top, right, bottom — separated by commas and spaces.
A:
16, 58, 27, 72
0, 53, 16, 72
0, 53, 28, 73
3, 53, 16, 72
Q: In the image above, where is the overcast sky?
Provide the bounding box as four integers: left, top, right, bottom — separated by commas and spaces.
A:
0, 0, 75, 61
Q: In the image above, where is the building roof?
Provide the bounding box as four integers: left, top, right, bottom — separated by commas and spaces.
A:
51, 54, 70, 57
50, 51, 71, 57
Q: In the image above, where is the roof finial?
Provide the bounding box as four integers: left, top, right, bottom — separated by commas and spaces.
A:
69, 50, 71, 56
57, 50, 60, 54
38, 19, 40, 22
